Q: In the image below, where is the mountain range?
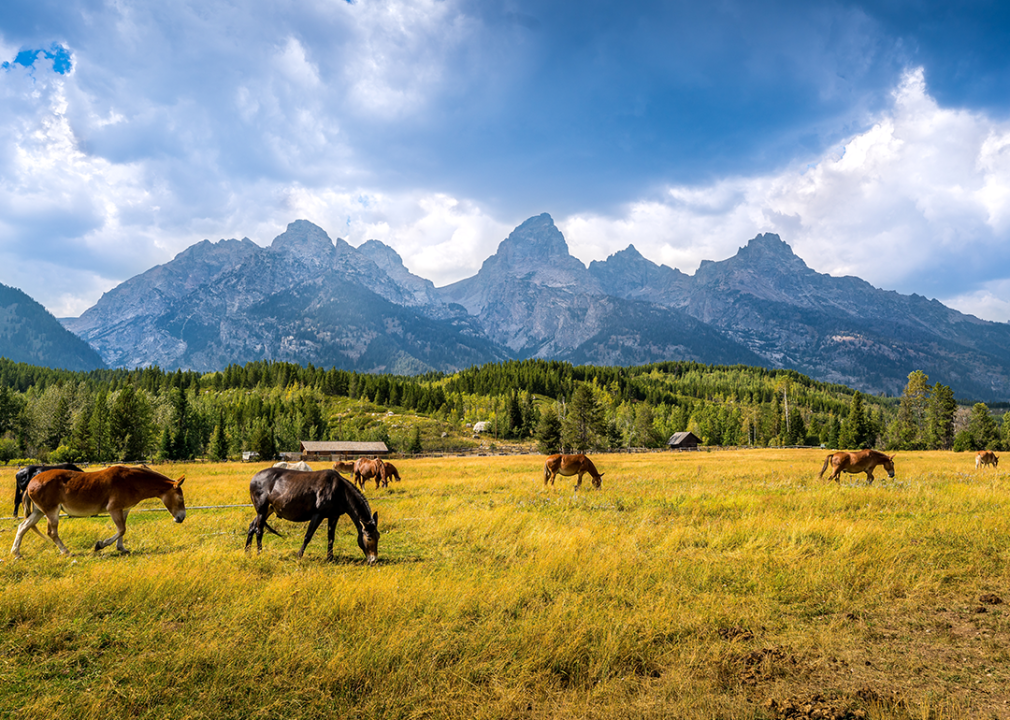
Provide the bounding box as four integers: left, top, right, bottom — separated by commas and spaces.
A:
29, 212, 1010, 400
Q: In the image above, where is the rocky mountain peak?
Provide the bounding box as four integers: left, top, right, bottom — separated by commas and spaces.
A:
269, 219, 335, 267
495, 213, 571, 266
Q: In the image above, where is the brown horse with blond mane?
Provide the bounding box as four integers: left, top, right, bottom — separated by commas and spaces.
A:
10, 465, 186, 559
543, 453, 604, 490
819, 449, 895, 484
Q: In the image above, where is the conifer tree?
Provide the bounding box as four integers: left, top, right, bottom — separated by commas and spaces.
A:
925, 383, 957, 450
561, 384, 606, 452
536, 405, 562, 454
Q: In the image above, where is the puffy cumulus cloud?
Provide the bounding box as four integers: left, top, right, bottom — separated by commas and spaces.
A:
560, 68, 1010, 321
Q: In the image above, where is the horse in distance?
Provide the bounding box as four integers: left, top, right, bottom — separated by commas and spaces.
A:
818, 449, 895, 484
245, 466, 379, 564
353, 457, 388, 489
381, 460, 401, 483
274, 460, 313, 471
11, 465, 186, 559
543, 454, 604, 490
13, 463, 82, 517
976, 450, 999, 469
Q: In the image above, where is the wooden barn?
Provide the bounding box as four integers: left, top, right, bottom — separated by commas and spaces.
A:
667, 431, 701, 451
298, 441, 390, 462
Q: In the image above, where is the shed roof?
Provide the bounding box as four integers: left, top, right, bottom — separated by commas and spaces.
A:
299, 441, 389, 453
667, 431, 700, 446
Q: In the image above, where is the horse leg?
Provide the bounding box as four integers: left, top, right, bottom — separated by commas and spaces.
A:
865, 470, 874, 485
10, 508, 45, 559
43, 508, 72, 556
298, 514, 325, 558
95, 508, 129, 553
574, 472, 583, 491
326, 516, 338, 562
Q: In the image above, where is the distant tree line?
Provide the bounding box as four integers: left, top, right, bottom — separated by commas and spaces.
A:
0, 357, 999, 463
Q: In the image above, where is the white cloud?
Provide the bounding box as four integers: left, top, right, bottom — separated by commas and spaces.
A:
560, 68, 1010, 321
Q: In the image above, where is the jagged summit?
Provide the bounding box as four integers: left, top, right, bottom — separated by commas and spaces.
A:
56, 214, 1010, 399
494, 213, 571, 266
268, 219, 336, 267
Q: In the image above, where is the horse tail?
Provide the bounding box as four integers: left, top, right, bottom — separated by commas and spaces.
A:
818, 454, 832, 479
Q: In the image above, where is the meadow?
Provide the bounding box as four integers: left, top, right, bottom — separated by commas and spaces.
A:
2, 450, 1010, 719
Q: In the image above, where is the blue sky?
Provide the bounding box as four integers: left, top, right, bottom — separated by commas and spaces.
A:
3, 0, 1010, 321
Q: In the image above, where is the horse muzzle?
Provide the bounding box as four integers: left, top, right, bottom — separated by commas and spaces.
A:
173, 510, 186, 523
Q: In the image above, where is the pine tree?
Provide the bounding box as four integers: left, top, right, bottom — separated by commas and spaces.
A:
536, 405, 563, 454
561, 384, 606, 451
924, 382, 957, 450
967, 403, 999, 451
895, 370, 930, 449
407, 425, 423, 454
840, 392, 872, 449
208, 417, 228, 461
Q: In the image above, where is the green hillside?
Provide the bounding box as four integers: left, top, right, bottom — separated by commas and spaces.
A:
0, 356, 994, 465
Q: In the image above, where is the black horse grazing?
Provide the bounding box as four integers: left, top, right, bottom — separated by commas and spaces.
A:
245, 467, 380, 564
14, 463, 83, 517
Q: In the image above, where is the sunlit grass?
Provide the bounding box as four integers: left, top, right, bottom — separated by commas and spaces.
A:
3, 450, 1010, 718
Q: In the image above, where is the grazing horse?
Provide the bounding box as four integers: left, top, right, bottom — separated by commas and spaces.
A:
819, 449, 895, 484
353, 457, 388, 489
976, 450, 999, 469
245, 467, 379, 564
333, 461, 356, 473
13, 463, 82, 517
273, 460, 313, 471
381, 460, 401, 483
11, 466, 186, 559
543, 453, 604, 490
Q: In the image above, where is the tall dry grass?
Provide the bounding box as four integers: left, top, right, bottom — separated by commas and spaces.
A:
2, 451, 1010, 719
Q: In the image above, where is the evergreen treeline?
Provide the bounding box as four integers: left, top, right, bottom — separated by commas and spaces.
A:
0, 356, 998, 463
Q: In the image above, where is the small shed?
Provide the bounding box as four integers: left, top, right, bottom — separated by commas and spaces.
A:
667, 431, 701, 451
242, 451, 261, 462
299, 441, 390, 462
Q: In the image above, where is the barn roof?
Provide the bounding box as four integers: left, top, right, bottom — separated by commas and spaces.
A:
667, 431, 700, 446
299, 441, 389, 453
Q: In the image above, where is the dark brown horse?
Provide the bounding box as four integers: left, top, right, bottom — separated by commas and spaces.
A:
819, 449, 895, 484
11, 466, 186, 559
245, 467, 379, 564
976, 450, 999, 469
353, 457, 387, 489
381, 460, 401, 483
13, 463, 82, 517
543, 453, 604, 490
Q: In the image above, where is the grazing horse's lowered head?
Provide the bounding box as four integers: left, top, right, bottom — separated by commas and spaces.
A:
543, 454, 605, 490
246, 467, 380, 565
818, 449, 895, 485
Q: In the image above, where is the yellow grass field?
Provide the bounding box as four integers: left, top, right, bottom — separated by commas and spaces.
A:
2, 450, 1010, 719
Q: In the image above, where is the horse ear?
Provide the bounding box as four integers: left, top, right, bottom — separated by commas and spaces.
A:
372, 511, 379, 527
176, 476, 186, 487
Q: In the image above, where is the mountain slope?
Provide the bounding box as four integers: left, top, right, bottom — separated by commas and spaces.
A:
63, 221, 506, 373
0, 283, 106, 371
589, 232, 1010, 398
437, 213, 760, 365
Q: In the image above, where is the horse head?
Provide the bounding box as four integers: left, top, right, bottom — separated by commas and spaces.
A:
884, 454, 896, 478
592, 471, 604, 489
163, 476, 187, 523
356, 511, 380, 565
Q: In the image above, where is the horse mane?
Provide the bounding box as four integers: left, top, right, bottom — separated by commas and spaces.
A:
333, 469, 375, 528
